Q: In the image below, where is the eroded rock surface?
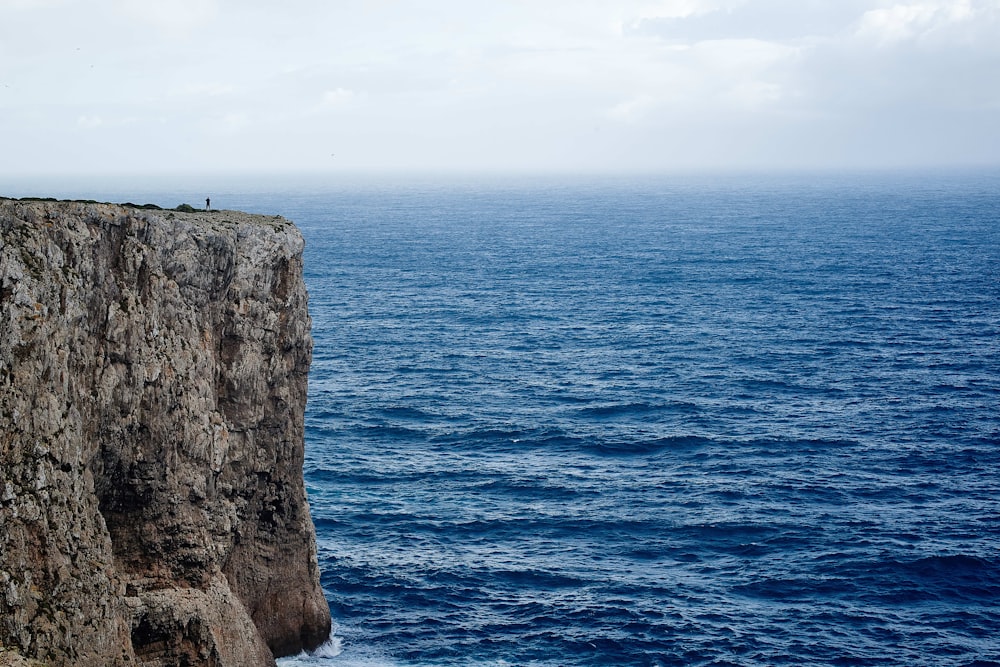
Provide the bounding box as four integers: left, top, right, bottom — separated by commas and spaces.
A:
0, 200, 331, 666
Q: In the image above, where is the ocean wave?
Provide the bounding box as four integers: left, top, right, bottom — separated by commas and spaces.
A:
276, 634, 346, 666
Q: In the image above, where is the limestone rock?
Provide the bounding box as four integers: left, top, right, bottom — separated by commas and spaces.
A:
0, 200, 331, 666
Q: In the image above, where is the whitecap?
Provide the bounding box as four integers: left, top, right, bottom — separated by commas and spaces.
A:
276, 634, 343, 665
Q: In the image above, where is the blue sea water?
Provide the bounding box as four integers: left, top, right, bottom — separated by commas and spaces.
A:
7, 171, 1000, 665
273, 172, 1000, 667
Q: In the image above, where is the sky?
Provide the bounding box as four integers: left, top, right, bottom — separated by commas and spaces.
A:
1, 0, 999, 176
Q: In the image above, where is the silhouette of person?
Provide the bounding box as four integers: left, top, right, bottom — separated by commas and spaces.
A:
206, 197, 211, 211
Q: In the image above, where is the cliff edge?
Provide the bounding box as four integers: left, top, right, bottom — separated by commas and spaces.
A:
0, 199, 331, 666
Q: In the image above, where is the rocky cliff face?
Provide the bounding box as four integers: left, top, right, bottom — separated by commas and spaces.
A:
0, 199, 331, 666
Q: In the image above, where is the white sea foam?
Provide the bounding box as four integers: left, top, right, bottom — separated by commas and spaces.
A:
276, 633, 344, 665
275, 633, 514, 667
276, 630, 405, 667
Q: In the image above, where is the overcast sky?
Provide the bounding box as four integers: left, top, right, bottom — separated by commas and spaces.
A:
1, 0, 999, 176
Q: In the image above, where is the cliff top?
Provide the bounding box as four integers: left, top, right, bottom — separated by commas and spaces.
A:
0, 196, 293, 232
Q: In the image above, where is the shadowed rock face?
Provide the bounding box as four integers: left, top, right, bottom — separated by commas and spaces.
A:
0, 200, 331, 666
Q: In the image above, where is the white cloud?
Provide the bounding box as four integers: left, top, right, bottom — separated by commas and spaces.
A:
724, 80, 785, 109
320, 87, 361, 109
2, 0, 999, 174
856, 0, 976, 44
174, 83, 238, 98
620, 0, 723, 31
113, 0, 218, 34
607, 94, 657, 122
688, 37, 799, 71
76, 115, 103, 129
213, 112, 251, 134
0, 0, 62, 8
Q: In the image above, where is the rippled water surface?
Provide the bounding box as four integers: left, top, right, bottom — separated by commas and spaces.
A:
262, 173, 1000, 667
29, 172, 996, 666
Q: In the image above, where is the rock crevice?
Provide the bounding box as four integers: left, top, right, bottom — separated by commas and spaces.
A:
0, 200, 331, 666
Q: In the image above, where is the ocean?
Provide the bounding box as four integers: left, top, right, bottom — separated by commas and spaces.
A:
8, 171, 1000, 666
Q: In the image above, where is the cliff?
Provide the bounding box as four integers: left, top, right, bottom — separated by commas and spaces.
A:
0, 199, 331, 666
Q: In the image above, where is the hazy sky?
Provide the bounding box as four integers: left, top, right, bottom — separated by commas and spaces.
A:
1, 0, 999, 175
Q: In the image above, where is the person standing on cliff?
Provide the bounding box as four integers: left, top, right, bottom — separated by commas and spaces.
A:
206, 197, 211, 211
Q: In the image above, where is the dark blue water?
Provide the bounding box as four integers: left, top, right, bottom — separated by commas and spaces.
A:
264, 173, 1000, 667
9, 172, 999, 666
